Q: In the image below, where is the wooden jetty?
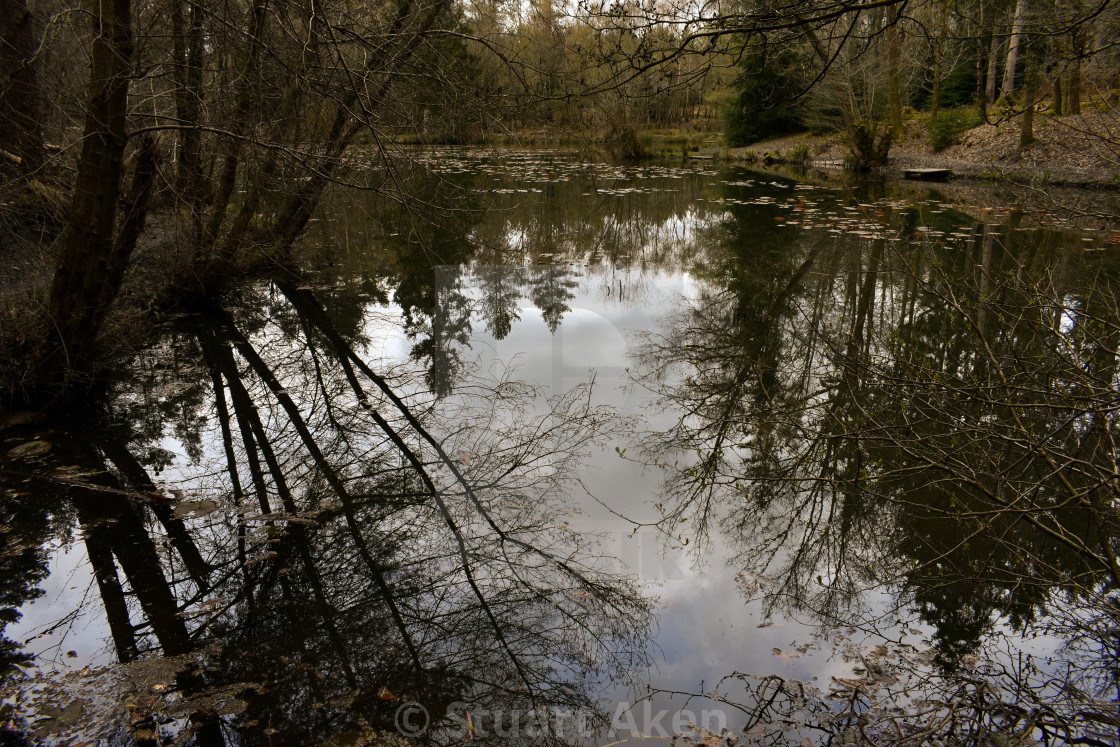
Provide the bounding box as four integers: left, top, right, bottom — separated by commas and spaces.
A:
902, 168, 952, 181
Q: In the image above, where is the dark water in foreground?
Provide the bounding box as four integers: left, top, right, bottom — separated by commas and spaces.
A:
2, 149, 1120, 745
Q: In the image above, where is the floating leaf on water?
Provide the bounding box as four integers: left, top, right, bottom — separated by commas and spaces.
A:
173, 499, 220, 519
831, 677, 874, 692
872, 672, 899, 686
7, 440, 50, 459
241, 512, 318, 526
33, 698, 87, 736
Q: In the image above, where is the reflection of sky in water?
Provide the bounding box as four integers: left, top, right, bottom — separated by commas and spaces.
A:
12, 264, 844, 717
9, 150, 1112, 746
424, 266, 886, 731
9, 258, 1071, 741
13, 541, 111, 669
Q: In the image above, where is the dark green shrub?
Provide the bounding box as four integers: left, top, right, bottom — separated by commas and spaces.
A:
928, 108, 983, 151
911, 65, 978, 111
723, 44, 808, 147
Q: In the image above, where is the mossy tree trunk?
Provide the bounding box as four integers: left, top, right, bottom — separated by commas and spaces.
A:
846, 121, 893, 171
1063, 33, 1082, 115
984, 20, 1003, 109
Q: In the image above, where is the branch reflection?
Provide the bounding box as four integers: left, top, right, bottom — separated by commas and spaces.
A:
3, 278, 652, 744
635, 203, 1120, 743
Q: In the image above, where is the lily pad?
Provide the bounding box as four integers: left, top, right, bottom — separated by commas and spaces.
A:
7, 440, 51, 459
173, 499, 220, 519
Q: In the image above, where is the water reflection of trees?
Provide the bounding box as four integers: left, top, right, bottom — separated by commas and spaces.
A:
4, 280, 652, 743
309, 162, 741, 399
636, 212, 1120, 743
396, 255, 583, 394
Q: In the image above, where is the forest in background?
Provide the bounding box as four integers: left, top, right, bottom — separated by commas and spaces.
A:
0, 0, 1119, 404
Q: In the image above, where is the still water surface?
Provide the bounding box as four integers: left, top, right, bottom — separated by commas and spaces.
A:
2, 149, 1119, 745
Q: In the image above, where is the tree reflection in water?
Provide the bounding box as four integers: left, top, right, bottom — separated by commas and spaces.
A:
635, 210, 1120, 745
1, 279, 652, 745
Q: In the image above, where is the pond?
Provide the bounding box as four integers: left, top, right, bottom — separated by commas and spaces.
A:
2, 149, 1120, 746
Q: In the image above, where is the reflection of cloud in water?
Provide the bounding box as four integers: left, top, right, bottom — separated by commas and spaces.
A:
357, 306, 413, 363
9, 541, 115, 670
553, 307, 629, 370
487, 304, 631, 395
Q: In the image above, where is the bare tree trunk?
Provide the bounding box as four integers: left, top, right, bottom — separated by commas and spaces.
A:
41, 0, 136, 384
271, 0, 450, 253
931, 2, 947, 118
985, 21, 1003, 105
199, 0, 270, 259
0, 0, 45, 173
172, 0, 204, 203
1001, 0, 1027, 100
1065, 44, 1081, 114
887, 5, 904, 137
